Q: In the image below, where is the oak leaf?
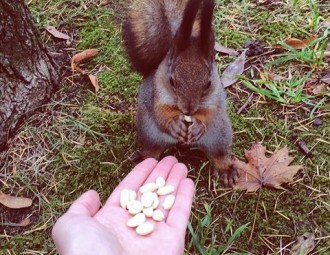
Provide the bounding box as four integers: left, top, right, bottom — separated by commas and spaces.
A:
233, 143, 303, 192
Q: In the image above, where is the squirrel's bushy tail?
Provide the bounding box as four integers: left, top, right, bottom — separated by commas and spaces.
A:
123, 0, 214, 76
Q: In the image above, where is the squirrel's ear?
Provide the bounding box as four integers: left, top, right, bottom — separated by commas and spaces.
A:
199, 0, 215, 63
173, 0, 202, 54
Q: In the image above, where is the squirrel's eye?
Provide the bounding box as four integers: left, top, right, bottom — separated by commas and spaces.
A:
170, 77, 175, 87
206, 81, 211, 89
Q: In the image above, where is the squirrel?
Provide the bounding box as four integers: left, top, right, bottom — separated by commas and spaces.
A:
123, 0, 238, 185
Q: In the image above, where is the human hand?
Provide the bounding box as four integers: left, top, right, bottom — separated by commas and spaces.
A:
52, 156, 195, 255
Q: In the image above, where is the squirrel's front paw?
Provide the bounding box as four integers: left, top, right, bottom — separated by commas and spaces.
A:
168, 115, 188, 143
186, 118, 206, 144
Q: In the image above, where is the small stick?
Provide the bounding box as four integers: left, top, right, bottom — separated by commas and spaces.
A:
237, 93, 254, 114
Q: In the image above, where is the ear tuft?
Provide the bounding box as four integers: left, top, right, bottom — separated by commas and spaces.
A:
174, 0, 202, 53
200, 0, 215, 62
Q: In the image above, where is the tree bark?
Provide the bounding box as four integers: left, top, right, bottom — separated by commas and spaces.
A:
0, 0, 59, 149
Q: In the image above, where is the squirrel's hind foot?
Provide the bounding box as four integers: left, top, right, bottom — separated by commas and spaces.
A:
211, 155, 239, 187
220, 165, 239, 187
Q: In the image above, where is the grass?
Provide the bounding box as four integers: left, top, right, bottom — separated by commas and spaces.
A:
239, 70, 315, 104
266, 27, 329, 68
187, 203, 250, 254
1, 0, 329, 254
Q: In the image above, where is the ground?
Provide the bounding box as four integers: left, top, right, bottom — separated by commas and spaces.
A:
0, 0, 329, 254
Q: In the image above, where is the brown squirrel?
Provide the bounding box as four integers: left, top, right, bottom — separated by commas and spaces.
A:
123, 0, 238, 185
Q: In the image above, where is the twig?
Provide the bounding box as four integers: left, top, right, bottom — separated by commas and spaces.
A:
237, 93, 254, 114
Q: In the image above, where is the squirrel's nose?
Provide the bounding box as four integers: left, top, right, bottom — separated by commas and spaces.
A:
185, 103, 196, 116
179, 100, 196, 116
184, 105, 192, 116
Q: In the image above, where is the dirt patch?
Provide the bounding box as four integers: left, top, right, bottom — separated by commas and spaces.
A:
0, 204, 39, 235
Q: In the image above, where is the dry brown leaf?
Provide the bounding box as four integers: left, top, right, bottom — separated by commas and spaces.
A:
88, 74, 99, 93
257, 0, 283, 6
321, 73, 330, 85
276, 37, 316, 50
45, 26, 70, 40
260, 71, 287, 82
290, 232, 315, 255
71, 49, 98, 74
312, 84, 328, 95
0, 191, 33, 209
214, 42, 239, 56
322, 51, 330, 58
17, 217, 32, 227
233, 142, 303, 192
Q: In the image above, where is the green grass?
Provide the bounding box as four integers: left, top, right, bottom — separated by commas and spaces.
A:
1, 0, 329, 254
187, 203, 250, 254
239, 71, 315, 104
267, 26, 329, 68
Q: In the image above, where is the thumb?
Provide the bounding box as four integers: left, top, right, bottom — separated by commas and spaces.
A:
67, 189, 101, 216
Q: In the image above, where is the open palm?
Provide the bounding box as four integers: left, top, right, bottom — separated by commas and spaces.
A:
52, 156, 195, 255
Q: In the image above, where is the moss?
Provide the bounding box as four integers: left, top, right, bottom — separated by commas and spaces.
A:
214, 1, 313, 48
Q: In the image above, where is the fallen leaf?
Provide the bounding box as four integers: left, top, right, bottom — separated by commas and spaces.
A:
45, 26, 70, 40
317, 21, 330, 31
268, 73, 288, 82
17, 217, 32, 227
322, 51, 330, 58
290, 232, 315, 255
214, 42, 239, 56
276, 37, 316, 50
71, 49, 98, 74
257, 0, 283, 6
88, 74, 99, 93
221, 50, 246, 88
0, 191, 33, 209
321, 73, 330, 85
233, 142, 303, 192
312, 84, 328, 95
259, 71, 287, 82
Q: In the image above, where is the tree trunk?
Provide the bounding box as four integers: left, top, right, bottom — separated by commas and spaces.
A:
0, 0, 59, 149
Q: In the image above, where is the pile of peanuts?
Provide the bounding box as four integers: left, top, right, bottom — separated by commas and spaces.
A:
120, 176, 176, 236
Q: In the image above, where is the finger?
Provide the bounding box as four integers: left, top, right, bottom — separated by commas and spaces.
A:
104, 157, 177, 206
139, 156, 179, 187
163, 162, 188, 188
66, 189, 101, 216
166, 178, 195, 233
